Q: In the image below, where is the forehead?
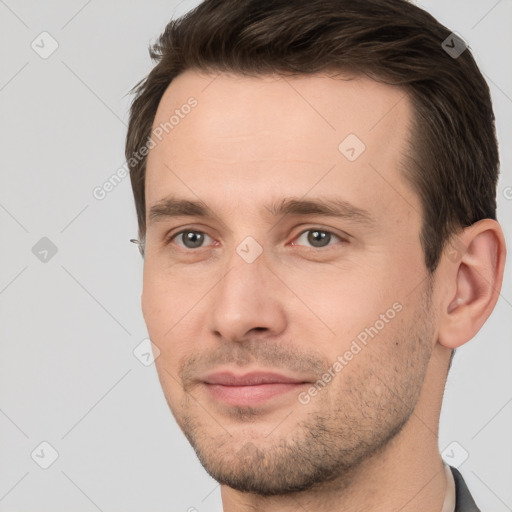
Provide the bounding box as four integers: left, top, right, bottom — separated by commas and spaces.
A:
145, 70, 418, 224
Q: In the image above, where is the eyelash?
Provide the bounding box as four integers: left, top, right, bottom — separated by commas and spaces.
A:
166, 228, 347, 251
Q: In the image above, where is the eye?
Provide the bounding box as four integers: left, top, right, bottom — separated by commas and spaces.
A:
291, 229, 345, 249
170, 230, 214, 249
166, 227, 346, 252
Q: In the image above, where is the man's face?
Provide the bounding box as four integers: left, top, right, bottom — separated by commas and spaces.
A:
142, 70, 435, 494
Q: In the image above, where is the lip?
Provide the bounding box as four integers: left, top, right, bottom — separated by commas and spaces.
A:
202, 371, 310, 406
203, 371, 308, 386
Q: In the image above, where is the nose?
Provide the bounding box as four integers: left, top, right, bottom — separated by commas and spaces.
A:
207, 249, 288, 343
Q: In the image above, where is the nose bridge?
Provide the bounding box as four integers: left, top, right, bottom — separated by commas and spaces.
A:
218, 223, 269, 290
217, 239, 270, 310
207, 239, 287, 341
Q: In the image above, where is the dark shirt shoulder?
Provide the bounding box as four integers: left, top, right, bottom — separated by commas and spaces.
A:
451, 466, 481, 512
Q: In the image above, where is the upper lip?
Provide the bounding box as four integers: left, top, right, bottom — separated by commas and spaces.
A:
203, 371, 310, 386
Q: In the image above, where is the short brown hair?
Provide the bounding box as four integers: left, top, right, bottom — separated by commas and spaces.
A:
126, 0, 499, 273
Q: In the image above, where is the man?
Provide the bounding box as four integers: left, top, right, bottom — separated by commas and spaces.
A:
126, 1, 506, 510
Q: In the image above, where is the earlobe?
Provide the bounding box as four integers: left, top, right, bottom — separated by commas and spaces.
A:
438, 219, 506, 350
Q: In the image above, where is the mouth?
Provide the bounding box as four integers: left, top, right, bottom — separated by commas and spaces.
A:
202, 371, 310, 407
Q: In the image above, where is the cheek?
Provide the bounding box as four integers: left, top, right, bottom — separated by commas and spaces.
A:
153, 357, 184, 418
141, 278, 165, 337
141, 258, 187, 328
288, 269, 388, 335
141, 270, 201, 366
291, 273, 412, 368
141, 273, 183, 354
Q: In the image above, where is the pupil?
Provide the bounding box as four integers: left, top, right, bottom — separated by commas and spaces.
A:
184, 231, 203, 248
308, 230, 330, 247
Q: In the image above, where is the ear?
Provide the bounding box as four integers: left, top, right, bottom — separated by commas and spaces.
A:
437, 219, 506, 349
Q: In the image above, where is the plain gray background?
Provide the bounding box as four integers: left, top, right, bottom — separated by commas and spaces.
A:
0, 1, 511, 511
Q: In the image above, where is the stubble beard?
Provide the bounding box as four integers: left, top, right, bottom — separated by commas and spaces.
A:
166, 292, 435, 496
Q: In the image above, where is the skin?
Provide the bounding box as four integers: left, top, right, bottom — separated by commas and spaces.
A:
141, 70, 506, 511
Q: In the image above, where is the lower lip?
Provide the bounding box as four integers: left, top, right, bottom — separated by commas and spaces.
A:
204, 382, 306, 406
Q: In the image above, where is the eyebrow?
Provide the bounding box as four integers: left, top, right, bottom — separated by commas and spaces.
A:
147, 196, 375, 227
